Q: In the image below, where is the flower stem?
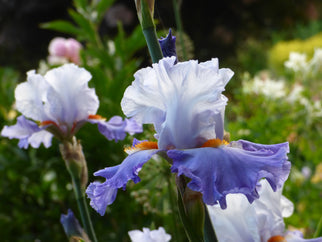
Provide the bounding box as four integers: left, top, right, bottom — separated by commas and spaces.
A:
176, 176, 205, 241
172, 0, 187, 60
60, 139, 97, 242
69, 169, 98, 242
143, 27, 164, 63
134, 0, 163, 63
203, 205, 218, 242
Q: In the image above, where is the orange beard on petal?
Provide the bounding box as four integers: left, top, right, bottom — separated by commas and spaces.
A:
267, 235, 287, 242
40, 120, 58, 127
88, 114, 106, 121
124, 141, 158, 154
201, 138, 229, 148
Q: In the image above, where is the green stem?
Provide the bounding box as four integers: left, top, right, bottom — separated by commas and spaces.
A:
203, 205, 218, 242
69, 170, 98, 242
60, 139, 97, 242
172, 0, 187, 60
142, 26, 164, 63
313, 216, 322, 238
177, 187, 203, 242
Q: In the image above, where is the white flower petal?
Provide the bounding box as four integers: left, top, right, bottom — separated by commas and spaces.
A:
44, 64, 99, 125
208, 180, 294, 242
121, 57, 233, 149
15, 70, 50, 121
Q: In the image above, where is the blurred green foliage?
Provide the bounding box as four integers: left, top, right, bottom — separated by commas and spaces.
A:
0, 0, 321, 241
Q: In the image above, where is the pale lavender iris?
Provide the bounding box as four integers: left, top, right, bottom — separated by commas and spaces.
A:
1, 64, 142, 148
207, 179, 321, 242
86, 57, 291, 216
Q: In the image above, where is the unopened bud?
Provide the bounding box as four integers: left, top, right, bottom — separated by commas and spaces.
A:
134, 0, 155, 28
60, 137, 88, 189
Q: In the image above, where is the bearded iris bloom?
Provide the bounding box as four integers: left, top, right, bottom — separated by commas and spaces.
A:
1, 64, 142, 148
86, 57, 291, 215
208, 179, 321, 242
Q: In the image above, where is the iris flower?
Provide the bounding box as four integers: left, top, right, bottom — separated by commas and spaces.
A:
208, 179, 321, 242
86, 57, 291, 215
1, 64, 142, 148
128, 227, 171, 242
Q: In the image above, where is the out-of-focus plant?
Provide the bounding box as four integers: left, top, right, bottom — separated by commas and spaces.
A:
41, 0, 146, 116
269, 32, 322, 74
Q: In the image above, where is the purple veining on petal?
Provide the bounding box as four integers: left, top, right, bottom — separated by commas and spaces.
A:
1, 115, 53, 149
86, 182, 118, 216
97, 116, 127, 141
124, 117, 143, 135
94, 116, 142, 142
168, 140, 290, 208
86, 149, 159, 215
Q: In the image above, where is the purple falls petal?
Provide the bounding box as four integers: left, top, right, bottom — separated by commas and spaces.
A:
168, 140, 290, 208
124, 118, 143, 135
158, 29, 177, 61
96, 116, 142, 142
1, 115, 53, 149
86, 182, 118, 216
86, 149, 159, 215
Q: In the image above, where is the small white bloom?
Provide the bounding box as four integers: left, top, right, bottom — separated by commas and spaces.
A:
284, 52, 308, 73
243, 76, 286, 99
128, 227, 171, 242
309, 48, 322, 72
287, 84, 304, 103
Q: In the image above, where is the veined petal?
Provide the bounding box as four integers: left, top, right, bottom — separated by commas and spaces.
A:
86, 182, 118, 216
121, 57, 234, 149
93, 116, 142, 142
94, 149, 159, 188
207, 179, 291, 242
128, 227, 172, 242
168, 140, 290, 208
44, 64, 99, 126
86, 149, 159, 215
15, 70, 50, 121
1, 116, 53, 149
124, 118, 143, 135
96, 116, 127, 141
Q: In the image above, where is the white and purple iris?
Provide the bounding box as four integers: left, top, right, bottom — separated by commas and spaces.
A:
1, 64, 142, 149
208, 179, 321, 242
86, 57, 291, 216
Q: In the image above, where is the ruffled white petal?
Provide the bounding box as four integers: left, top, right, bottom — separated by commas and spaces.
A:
121, 57, 234, 149
44, 64, 99, 125
128, 227, 171, 242
207, 180, 294, 242
15, 70, 50, 121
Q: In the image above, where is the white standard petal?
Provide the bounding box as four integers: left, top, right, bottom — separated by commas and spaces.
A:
15, 70, 50, 121
43, 63, 99, 126
208, 180, 294, 242
121, 57, 234, 149
128, 227, 171, 242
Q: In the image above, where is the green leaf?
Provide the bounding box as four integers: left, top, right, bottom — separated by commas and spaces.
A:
94, 0, 115, 20
74, 0, 88, 11
68, 9, 96, 42
40, 20, 81, 36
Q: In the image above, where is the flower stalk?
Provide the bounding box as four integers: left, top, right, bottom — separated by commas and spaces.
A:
60, 138, 97, 242
134, 0, 163, 63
